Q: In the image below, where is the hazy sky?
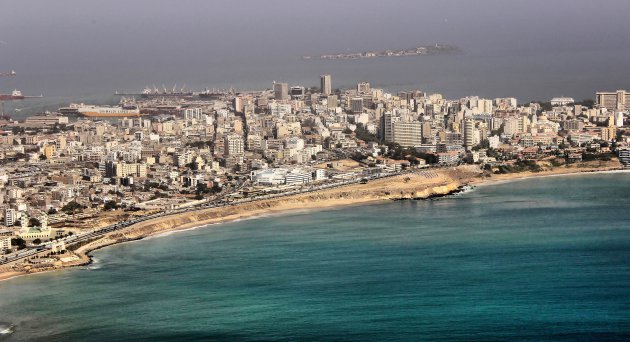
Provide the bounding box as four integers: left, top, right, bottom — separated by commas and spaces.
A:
1, 0, 630, 104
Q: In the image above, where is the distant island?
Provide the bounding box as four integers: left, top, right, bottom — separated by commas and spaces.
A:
302, 44, 462, 60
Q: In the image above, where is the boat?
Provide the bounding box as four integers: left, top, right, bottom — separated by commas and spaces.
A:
0, 89, 43, 100
58, 103, 145, 117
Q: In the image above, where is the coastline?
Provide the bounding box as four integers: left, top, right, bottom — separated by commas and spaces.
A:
1, 162, 626, 284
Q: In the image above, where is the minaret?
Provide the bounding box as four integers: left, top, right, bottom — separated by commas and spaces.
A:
20, 212, 28, 233
40, 213, 49, 232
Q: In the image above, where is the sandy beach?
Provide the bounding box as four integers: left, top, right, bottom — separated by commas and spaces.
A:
1, 161, 626, 283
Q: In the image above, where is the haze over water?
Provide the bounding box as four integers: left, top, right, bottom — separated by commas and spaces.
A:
2, 0, 630, 117
1, 173, 629, 341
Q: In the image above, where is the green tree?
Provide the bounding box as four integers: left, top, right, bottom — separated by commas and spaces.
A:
62, 201, 84, 215
32, 238, 42, 245
11, 237, 26, 250
28, 217, 41, 227
355, 123, 379, 143
103, 200, 120, 211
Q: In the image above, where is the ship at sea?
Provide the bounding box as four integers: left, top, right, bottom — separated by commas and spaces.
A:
0, 89, 43, 100
58, 103, 144, 118
115, 85, 194, 99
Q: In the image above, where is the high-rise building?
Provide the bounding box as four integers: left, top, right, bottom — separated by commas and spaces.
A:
273, 82, 289, 101
320, 74, 332, 95
290, 86, 305, 100
182, 108, 203, 121
105, 162, 148, 178
601, 125, 616, 142
503, 117, 520, 136
596, 90, 630, 110
615, 111, 624, 127
233, 97, 244, 113
380, 112, 421, 147
351, 97, 364, 114
327, 95, 338, 109
464, 119, 475, 151
0, 236, 10, 251
392, 121, 422, 147
4, 208, 17, 226
357, 82, 370, 94
381, 112, 395, 142
421, 121, 433, 142
224, 134, 244, 156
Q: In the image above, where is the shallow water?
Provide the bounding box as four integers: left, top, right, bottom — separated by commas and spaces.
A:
1, 173, 629, 341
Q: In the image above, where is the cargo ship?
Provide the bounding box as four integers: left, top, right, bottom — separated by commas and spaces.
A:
0, 89, 43, 100
59, 103, 144, 117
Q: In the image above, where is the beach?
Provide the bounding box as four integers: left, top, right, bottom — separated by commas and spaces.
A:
0, 160, 625, 283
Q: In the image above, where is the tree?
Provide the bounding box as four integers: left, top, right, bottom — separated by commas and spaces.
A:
32, 238, 42, 245
355, 123, 379, 143
62, 201, 84, 215
47, 207, 57, 215
574, 99, 594, 108
11, 238, 26, 250
486, 148, 501, 159
211, 183, 222, 193
28, 217, 41, 227
14, 152, 27, 160
103, 200, 120, 211
473, 139, 490, 150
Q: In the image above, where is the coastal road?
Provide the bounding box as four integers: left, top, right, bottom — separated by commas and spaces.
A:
0, 167, 444, 267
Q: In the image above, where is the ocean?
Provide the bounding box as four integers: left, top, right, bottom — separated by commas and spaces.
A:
6, 47, 630, 121
3, 0, 630, 119
0, 173, 629, 341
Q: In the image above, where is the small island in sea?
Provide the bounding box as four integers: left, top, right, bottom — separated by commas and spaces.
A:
302, 43, 462, 60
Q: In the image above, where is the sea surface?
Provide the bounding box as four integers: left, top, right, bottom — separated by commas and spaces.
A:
3, 0, 630, 119
6, 47, 630, 121
1, 173, 629, 341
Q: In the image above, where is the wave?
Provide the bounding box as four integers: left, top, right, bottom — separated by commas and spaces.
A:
0, 322, 14, 335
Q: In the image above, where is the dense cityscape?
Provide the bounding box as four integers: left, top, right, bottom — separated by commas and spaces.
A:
0, 74, 629, 276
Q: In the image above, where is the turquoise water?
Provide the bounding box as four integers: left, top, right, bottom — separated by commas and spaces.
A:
1, 173, 629, 341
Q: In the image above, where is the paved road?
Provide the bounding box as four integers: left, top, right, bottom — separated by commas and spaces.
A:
0, 167, 438, 266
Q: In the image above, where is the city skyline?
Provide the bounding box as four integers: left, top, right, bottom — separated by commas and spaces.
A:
1, 1, 629, 340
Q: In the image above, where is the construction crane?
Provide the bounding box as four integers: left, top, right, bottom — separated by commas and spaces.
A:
0, 70, 16, 77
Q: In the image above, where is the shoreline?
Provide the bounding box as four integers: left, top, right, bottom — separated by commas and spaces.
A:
469, 165, 629, 187
1, 162, 626, 284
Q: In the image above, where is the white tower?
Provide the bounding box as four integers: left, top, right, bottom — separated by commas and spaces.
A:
20, 212, 28, 232
40, 213, 49, 232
